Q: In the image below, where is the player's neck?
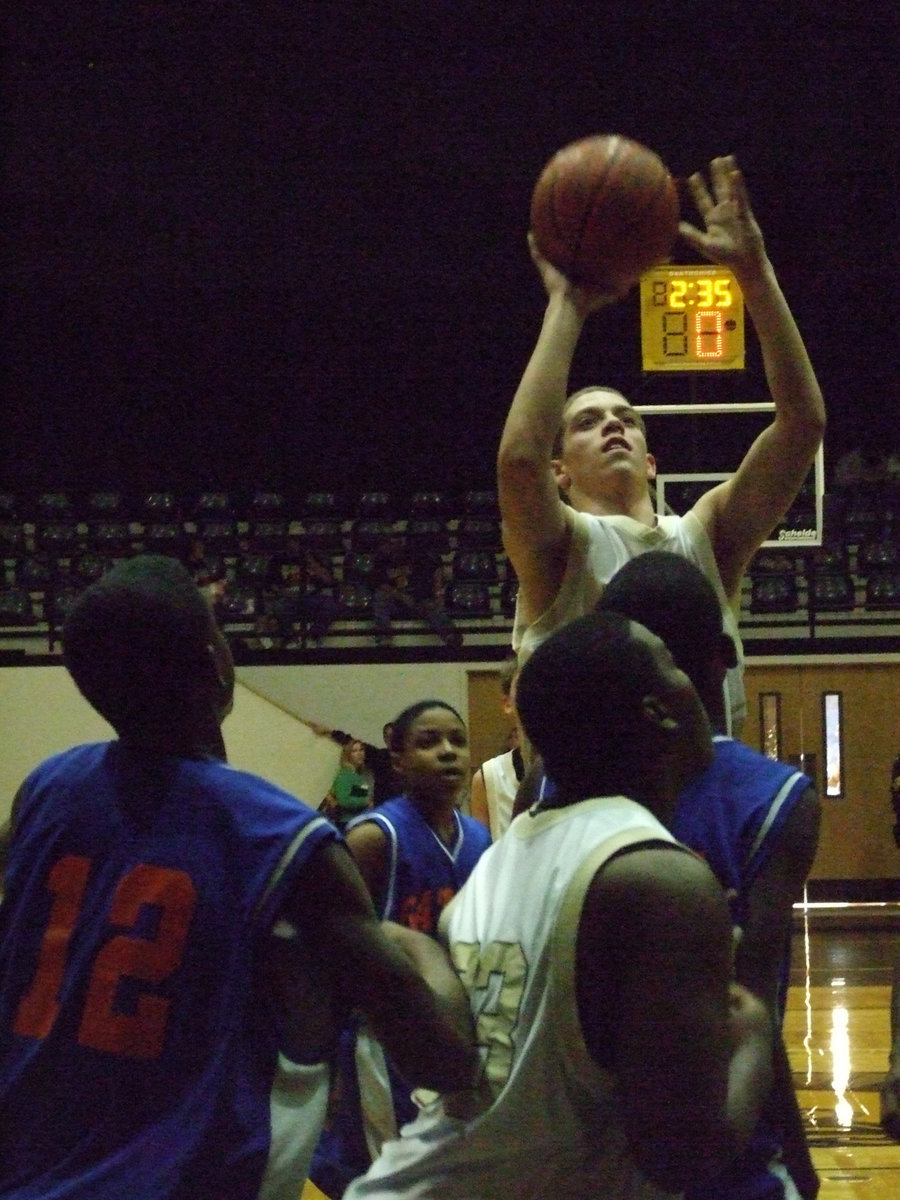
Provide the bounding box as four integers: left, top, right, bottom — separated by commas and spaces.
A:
410, 792, 460, 845
572, 484, 657, 527
119, 717, 227, 761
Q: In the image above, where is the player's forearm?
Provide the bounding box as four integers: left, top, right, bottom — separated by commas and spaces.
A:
498, 292, 585, 474
725, 983, 775, 1147
367, 923, 478, 1091
736, 258, 825, 444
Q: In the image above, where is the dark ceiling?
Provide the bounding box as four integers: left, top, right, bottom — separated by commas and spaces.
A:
2, 2, 897, 497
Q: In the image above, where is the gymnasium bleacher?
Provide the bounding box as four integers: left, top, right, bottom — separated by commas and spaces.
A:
2, 482, 900, 662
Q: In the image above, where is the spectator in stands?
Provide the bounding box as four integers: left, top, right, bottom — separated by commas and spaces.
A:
832, 443, 887, 491
267, 542, 341, 646
323, 739, 373, 831
370, 536, 462, 649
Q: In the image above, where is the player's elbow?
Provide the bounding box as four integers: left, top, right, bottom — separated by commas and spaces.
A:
790, 404, 826, 454
497, 416, 556, 480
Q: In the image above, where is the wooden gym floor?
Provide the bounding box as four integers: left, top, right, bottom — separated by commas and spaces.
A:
303, 903, 900, 1199
787, 901, 900, 1199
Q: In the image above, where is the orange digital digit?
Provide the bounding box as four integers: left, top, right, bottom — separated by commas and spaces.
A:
695, 310, 724, 358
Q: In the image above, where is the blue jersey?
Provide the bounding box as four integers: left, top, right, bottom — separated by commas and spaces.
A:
0, 741, 337, 1200
674, 736, 811, 1200
674, 736, 810, 955
310, 797, 490, 1198
350, 796, 492, 927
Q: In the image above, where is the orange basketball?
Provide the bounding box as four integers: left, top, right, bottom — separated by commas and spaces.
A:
529, 134, 680, 291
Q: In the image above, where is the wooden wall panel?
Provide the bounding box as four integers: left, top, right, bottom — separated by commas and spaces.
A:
745, 661, 900, 883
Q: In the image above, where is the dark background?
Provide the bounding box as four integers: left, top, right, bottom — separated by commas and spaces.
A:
2, 2, 897, 501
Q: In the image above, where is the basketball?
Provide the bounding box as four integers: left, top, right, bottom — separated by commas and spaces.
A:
529, 134, 680, 291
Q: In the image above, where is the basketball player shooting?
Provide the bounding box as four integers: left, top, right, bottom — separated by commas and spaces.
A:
498, 153, 825, 736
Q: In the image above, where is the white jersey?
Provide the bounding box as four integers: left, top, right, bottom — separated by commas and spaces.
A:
513, 509, 746, 736
345, 796, 683, 1200
478, 749, 521, 840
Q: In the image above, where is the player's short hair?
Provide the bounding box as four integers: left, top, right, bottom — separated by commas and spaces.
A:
389, 700, 465, 752
598, 551, 735, 704
62, 554, 215, 734
515, 610, 665, 798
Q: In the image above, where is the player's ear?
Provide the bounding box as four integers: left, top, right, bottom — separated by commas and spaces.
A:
640, 694, 679, 732
645, 453, 657, 482
551, 459, 571, 492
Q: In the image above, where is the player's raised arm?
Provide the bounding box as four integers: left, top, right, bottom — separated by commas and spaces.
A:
498, 237, 621, 626
682, 156, 826, 601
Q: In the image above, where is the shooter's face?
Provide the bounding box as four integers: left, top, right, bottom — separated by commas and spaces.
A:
554, 389, 655, 497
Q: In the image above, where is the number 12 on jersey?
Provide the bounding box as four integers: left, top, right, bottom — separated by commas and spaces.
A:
639, 265, 745, 372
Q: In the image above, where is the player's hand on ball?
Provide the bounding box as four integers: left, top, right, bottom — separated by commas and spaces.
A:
678, 155, 767, 271
527, 232, 628, 314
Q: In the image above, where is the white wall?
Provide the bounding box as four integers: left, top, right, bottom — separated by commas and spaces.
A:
0, 660, 497, 824
236, 661, 484, 745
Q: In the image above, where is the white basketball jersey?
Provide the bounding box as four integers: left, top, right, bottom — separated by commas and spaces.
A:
345, 796, 683, 1200
480, 749, 520, 840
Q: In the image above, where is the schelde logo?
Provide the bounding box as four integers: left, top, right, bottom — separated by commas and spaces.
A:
778, 529, 816, 540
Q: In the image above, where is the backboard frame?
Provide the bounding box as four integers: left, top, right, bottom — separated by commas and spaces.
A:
636, 401, 824, 549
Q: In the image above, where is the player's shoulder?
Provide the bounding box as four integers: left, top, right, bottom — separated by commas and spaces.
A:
709, 735, 796, 778
28, 740, 110, 781
589, 842, 723, 924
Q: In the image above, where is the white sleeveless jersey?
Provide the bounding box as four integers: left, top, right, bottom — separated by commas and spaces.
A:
479, 749, 520, 840
513, 509, 746, 736
345, 796, 683, 1200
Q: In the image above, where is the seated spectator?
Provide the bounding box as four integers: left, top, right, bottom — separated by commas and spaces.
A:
833, 444, 887, 490
323, 739, 373, 831
370, 536, 461, 648
267, 542, 341, 645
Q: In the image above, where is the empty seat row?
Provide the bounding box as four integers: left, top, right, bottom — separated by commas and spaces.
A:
749, 569, 900, 614
0, 488, 500, 525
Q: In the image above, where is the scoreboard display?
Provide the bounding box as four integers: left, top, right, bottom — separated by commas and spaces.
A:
640, 265, 745, 371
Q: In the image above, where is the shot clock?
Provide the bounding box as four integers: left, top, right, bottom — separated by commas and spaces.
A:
640, 266, 745, 371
